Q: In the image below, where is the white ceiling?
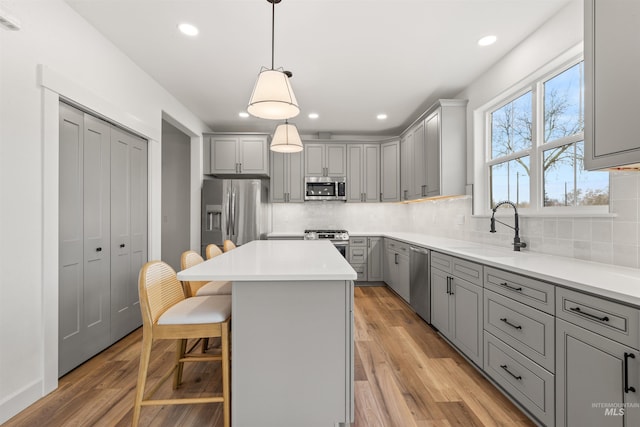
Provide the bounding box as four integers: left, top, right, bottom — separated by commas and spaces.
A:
65, 0, 574, 137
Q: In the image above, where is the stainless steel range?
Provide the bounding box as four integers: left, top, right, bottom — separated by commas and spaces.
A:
304, 229, 349, 258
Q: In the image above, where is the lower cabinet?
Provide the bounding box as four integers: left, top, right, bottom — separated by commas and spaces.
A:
556, 318, 640, 427
383, 239, 410, 302
430, 251, 483, 367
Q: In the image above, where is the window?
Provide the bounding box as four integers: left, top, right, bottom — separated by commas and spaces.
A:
486, 58, 609, 212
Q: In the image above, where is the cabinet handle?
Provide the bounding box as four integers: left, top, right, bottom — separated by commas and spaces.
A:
394, 253, 398, 265
500, 364, 522, 381
120, 243, 125, 248
500, 318, 522, 330
238, 163, 242, 173
96, 247, 102, 252
625, 353, 636, 393
446, 276, 450, 294
499, 282, 523, 292
380, 192, 382, 202
403, 190, 408, 200
449, 276, 454, 295
569, 306, 610, 322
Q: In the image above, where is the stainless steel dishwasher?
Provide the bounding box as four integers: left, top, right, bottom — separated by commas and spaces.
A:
409, 246, 430, 323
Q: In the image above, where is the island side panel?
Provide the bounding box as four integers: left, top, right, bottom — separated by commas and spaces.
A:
231, 279, 353, 427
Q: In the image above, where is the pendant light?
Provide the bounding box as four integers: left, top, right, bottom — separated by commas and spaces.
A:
247, 0, 300, 120
271, 120, 303, 153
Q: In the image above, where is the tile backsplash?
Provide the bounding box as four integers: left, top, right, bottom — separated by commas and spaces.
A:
271, 171, 640, 269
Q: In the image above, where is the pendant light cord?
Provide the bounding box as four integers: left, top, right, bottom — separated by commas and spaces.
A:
271, 0, 275, 69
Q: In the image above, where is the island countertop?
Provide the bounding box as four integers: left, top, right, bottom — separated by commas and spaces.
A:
177, 239, 357, 282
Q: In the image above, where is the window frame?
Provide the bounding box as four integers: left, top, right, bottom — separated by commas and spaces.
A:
480, 48, 609, 216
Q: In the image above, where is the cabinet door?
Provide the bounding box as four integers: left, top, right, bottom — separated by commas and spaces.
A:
304, 143, 325, 176
381, 140, 400, 202
326, 144, 347, 176
270, 151, 287, 203
396, 253, 411, 303
430, 267, 451, 337
585, 0, 640, 169
288, 151, 304, 202
412, 121, 426, 198
451, 278, 483, 366
425, 111, 441, 197
211, 137, 239, 174
383, 247, 395, 288
363, 144, 380, 202
556, 318, 640, 427
239, 136, 268, 175
400, 135, 412, 201
346, 144, 363, 202
367, 237, 383, 281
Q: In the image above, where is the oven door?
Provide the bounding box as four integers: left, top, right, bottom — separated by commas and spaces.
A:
332, 241, 349, 258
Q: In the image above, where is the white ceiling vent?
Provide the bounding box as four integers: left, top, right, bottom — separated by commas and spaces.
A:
0, 5, 21, 31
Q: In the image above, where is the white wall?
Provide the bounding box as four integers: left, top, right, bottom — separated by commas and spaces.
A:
273, 1, 640, 268
0, 1, 210, 422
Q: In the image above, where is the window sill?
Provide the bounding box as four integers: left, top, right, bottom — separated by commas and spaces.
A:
473, 210, 616, 219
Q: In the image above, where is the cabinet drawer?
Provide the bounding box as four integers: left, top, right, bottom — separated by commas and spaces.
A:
351, 263, 367, 281
349, 237, 367, 247
385, 239, 410, 255
556, 287, 640, 349
431, 251, 482, 286
349, 247, 367, 264
484, 266, 555, 315
484, 290, 555, 372
484, 332, 554, 427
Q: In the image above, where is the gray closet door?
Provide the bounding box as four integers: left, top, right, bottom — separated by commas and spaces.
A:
110, 126, 147, 342
59, 103, 111, 376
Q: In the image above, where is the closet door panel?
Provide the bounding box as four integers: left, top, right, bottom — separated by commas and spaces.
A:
58, 104, 84, 375
128, 136, 147, 327
82, 115, 111, 351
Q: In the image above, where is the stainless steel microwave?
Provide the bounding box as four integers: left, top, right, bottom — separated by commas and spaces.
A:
304, 176, 347, 201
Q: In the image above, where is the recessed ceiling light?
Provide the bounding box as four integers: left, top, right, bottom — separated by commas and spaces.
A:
178, 23, 199, 37
238, 112, 250, 118
308, 113, 319, 119
478, 35, 497, 46
377, 113, 388, 120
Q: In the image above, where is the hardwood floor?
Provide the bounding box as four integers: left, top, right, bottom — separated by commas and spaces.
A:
5, 286, 534, 427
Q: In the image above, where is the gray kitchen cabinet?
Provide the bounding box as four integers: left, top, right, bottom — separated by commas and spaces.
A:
304, 143, 346, 177
110, 126, 147, 343
430, 251, 483, 366
270, 150, 303, 203
205, 134, 269, 177
585, 0, 640, 170
380, 140, 400, 202
384, 239, 410, 302
349, 237, 368, 281
367, 237, 384, 282
423, 100, 467, 198
400, 134, 413, 201
346, 144, 380, 203
58, 102, 147, 376
556, 317, 640, 426
400, 120, 427, 200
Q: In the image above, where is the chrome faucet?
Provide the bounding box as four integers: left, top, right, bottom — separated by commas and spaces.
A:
490, 200, 527, 251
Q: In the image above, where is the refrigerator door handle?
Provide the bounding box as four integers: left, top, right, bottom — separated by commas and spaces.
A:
231, 187, 237, 237
226, 186, 232, 237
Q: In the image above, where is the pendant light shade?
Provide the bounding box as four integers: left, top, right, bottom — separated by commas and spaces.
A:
271, 121, 303, 153
248, 68, 300, 120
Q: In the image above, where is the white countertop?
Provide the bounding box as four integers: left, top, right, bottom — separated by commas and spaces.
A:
177, 240, 357, 282
383, 232, 640, 307
269, 230, 640, 306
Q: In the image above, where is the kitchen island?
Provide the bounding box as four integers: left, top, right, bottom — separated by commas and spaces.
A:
177, 240, 357, 427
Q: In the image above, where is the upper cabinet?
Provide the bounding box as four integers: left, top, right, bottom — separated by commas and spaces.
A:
204, 134, 269, 177
399, 99, 467, 200
304, 143, 347, 177
424, 100, 467, 198
346, 144, 380, 203
381, 140, 401, 202
584, 0, 640, 170
270, 150, 304, 203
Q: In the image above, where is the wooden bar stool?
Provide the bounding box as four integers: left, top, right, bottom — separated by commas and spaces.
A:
223, 240, 236, 252
206, 243, 223, 259
181, 250, 232, 296
132, 261, 230, 427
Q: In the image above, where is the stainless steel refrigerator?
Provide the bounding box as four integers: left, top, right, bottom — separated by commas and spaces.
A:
201, 178, 271, 256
